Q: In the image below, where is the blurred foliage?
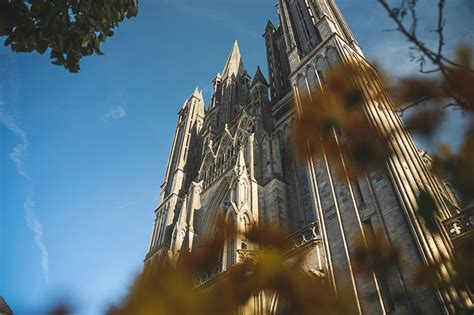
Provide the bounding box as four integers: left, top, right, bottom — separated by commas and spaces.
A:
290, 40, 474, 312
434, 125, 474, 206
415, 190, 439, 233
379, 0, 474, 205
390, 44, 474, 205
105, 225, 354, 315
293, 62, 393, 180
0, 0, 138, 72
452, 237, 474, 292
353, 228, 400, 276
294, 44, 474, 204
289, 1, 474, 312
49, 303, 73, 315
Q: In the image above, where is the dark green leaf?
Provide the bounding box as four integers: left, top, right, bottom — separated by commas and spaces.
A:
36, 40, 48, 54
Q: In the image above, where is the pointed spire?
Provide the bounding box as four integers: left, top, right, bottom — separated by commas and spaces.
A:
222, 40, 245, 79
251, 66, 269, 87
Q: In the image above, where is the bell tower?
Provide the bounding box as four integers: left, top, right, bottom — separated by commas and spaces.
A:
266, 0, 363, 84
147, 87, 205, 257
265, 0, 471, 313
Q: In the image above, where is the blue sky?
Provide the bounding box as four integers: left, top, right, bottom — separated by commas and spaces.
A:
1, 1, 472, 314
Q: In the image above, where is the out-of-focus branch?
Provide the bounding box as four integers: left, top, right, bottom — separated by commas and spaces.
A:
435, 0, 445, 63
378, 0, 474, 113
395, 96, 434, 115
377, 0, 473, 74
377, 0, 438, 71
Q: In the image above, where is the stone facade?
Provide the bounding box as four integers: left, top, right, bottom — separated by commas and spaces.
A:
145, 0, 472, 313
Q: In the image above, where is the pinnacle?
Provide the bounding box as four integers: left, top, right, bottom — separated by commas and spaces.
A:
265, 20, 275, 31
181, 86, 203, 111
192, 86, 200, 98
190, 86, 205, 102
251, 66, 269, 87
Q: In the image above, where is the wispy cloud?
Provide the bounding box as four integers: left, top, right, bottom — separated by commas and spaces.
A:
104, 106, 126, 120
0, 104, 29, 179
24, 192, 49, 283
118, 202, 132, 209
0, 102, 49, 283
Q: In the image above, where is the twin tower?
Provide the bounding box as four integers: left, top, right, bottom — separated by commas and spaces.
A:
145, 0, 471, 313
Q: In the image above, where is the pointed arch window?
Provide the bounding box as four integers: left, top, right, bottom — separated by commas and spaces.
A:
306, 65, 318, 93
239, 212, 253, 251
225, 213, 237, 269
296, 75, 308, 96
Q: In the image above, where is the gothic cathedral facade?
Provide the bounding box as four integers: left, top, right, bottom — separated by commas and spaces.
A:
145, 0, 471, 313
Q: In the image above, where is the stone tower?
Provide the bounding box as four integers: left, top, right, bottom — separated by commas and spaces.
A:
145, 1, 472, 313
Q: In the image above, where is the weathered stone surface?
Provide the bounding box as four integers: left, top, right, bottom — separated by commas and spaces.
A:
145, 1, 471, 313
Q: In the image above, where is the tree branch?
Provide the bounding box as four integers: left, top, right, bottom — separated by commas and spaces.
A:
395, 96, 435, 115
435, 0, 445, 63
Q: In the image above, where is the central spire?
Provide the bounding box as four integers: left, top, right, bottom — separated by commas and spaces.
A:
222, 40, 245, 79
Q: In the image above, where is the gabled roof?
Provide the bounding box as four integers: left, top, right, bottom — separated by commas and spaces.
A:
222, 40, 246, 79
251, 66, 269, 87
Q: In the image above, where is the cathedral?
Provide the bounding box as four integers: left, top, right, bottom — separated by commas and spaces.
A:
145, 0, 472, 313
